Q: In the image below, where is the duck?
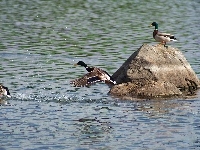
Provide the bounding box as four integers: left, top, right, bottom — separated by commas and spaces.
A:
150, 22, 177, 47
70, 61, 116, 87
0, 84, 11, 98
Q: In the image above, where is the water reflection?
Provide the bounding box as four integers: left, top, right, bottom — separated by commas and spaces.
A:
0, 99, 9, 105
72, 105, 114, 148
136, 99, 183, 117
75, 117, 112, 138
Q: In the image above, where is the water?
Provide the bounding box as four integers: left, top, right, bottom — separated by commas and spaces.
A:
0, 0, 200, 149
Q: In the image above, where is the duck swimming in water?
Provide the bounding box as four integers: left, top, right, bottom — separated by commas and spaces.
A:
0, 84, 11, 98
70, 61, 116, 87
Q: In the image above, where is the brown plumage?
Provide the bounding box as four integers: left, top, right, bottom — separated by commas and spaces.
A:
70, 61, 116, 87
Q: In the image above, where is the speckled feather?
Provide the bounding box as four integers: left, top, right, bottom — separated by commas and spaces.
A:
70, 67, 116, 87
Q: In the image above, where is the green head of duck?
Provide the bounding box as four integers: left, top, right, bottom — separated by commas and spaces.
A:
150, 22, 158, 30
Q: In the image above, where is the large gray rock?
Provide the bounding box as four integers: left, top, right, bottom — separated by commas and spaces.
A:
110, 44, 200, 99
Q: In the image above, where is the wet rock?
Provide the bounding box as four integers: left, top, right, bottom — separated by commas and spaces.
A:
110, 44, 200, 99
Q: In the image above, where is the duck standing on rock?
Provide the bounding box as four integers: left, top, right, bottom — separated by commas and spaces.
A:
0, 84, 11, 98
150, 22, 177, 47
70, 61, 116, 87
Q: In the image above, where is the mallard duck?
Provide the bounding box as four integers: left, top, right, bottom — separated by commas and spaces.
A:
150, 22, 177, 47
0, 84, 11, 98
70, 61, 116, 87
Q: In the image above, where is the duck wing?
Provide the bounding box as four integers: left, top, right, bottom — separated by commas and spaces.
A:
156, 31, 177, 42
157, 31, 173, 37
71, 67, 116, 87
70, 70, 102, 87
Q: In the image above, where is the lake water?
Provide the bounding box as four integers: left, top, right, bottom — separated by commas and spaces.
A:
0, 0, 200, 149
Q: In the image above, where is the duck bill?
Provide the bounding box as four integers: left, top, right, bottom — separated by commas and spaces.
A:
74, 63, 78, 66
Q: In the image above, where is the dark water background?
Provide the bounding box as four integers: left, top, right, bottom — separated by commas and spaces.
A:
1, 0, 200, 149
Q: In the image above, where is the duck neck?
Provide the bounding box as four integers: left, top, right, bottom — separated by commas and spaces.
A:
86, 67, 94, 72
154, 23, 158, 30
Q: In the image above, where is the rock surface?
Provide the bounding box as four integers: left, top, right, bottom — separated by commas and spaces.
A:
110, 44, 200, 99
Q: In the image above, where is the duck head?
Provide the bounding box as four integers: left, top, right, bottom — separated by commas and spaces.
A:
74, 61, 87, 68
150, 22, 158, 29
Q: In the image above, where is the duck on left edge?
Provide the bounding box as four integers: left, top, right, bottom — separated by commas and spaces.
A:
0, 84, 11, 98
70, 61, 116, 87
